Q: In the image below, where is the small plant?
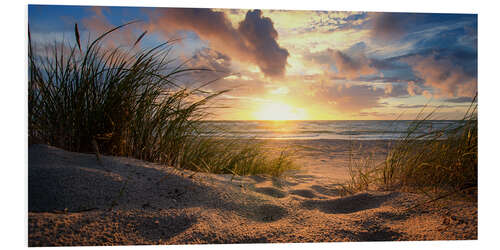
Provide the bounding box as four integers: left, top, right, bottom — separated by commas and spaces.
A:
28, 22, 297, 177
345, 98, 477, 200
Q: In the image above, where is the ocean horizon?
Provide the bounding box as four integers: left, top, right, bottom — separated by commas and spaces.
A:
201, 120, 465, 140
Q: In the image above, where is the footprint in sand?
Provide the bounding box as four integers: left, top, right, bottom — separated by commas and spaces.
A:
253, 187, 288, 198
247, 204, 287, 222
290, 189, 316, 198
291, 174, 316, 182
310, 184, 343, 197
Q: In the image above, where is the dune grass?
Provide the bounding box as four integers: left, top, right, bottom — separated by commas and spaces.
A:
28, 22, 296, 176
344, 99, 477, 200
180, 138, 297, 176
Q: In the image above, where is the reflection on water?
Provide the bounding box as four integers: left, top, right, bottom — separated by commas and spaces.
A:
199, 120, 465, 140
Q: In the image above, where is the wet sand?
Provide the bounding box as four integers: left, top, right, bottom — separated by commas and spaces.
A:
28, 140, 477, 246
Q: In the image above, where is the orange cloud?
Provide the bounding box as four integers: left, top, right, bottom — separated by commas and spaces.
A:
301, 83, 385, 113
384, 83, 393, 94
148, 8, 289, 78
407, 81, 422, 96
404, 54, 477, 98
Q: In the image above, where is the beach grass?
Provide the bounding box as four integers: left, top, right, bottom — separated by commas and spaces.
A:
182, 138, 297, 176
344, 99, 477, 200
28, 22, 296, 176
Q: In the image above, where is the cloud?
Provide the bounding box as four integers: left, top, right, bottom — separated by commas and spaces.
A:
188, 48, 232, 73
175, 47, 233, 89
358, 111, 397, 118
403, 54, 477, 98
422, 90, 433, 99
238, 10, 290, 77
332, 50, 377, 79
148, 8, 289, 78
443, 96, 475, 103
395, 104, 427, 109
369, 13, 414, 41
382, 82, 409, 97
407, 81, 422, 96
306, 49, 377, 79
81, 6, 138, 48
384, 83, 393, 94
309, 84, 385, 113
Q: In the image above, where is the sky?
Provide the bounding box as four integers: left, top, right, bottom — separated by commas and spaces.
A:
28, 5, 477, 120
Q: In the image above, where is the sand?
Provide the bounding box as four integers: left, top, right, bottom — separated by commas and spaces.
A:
28, 140, 477, 246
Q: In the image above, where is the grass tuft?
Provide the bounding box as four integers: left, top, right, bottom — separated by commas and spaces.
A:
28, 22, 296, 177
344, 98, 477, 200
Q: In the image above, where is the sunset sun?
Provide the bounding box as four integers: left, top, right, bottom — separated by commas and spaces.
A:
254, 102, 307, 121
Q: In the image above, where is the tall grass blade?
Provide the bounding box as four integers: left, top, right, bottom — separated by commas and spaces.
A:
74, 23, 81, 52
134, 30, 147, 48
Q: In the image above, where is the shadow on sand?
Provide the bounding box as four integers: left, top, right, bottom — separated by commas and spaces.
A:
301, 192, 398, 214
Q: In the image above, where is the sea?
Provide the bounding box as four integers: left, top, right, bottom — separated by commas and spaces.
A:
201, 120, 465, 140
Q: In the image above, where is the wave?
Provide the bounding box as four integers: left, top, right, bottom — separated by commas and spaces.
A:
199, 120, 463, 140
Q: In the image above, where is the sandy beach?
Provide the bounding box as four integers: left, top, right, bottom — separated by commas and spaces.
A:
28, 140, 477, 246
25, 5, 480, 247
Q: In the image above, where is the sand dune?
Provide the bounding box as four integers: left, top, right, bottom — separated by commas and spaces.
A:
28, 142, 477, 246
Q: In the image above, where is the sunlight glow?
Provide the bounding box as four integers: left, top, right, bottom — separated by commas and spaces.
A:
270, 87, 290, 95
253, 102, 307, 121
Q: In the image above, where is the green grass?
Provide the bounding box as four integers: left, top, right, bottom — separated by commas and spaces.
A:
180, 138, 298, 176
344, 99, 477, 200
28, 22, 296, 177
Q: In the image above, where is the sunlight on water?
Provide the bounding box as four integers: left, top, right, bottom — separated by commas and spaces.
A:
201, 120, 462, 140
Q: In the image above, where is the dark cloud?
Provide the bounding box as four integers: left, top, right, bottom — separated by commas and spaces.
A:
360, 75, 421, 84
189, 48, 232, 73
395, 104, 427, 109
443, 96, 475, 103
176, 48, 233, 89
332, 50, 377, 79
369, 13, 476, 42
306, 49, 377, 79
344, 42, 368, 55
238, 10, 289, 77
148, 8, 289, 78
369, 57, 409, 71
358, 111, 397, 118
395, 104, 462, 110
370, 13, 415, 41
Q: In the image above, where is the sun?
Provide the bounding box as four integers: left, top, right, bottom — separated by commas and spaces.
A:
253, 102, 307, 121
